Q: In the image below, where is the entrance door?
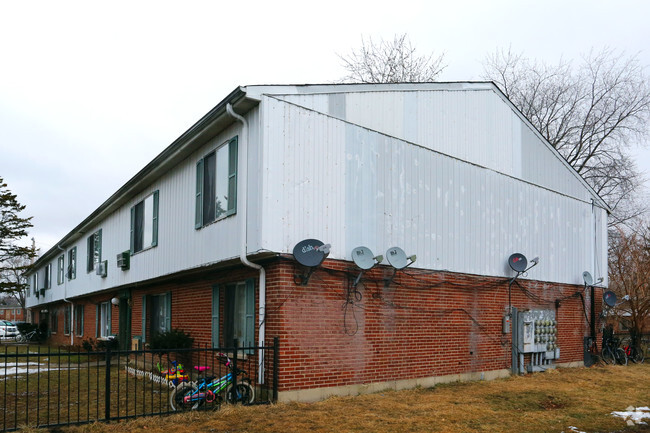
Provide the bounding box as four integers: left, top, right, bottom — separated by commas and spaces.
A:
118, 298, 132, 350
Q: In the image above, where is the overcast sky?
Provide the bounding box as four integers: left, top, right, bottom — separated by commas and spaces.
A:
1, 0, 649, 254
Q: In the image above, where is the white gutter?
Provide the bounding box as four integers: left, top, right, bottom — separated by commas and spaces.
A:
57, 245, 74, 346
226, 103, 267, 384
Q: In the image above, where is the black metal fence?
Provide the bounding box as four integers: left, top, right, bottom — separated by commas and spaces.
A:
0, 338, 278, 431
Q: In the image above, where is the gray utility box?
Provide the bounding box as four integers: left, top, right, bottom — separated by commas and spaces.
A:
517, 309, 560, 372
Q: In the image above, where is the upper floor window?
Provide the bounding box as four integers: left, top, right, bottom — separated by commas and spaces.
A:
86, 230, 102, 273
31, 274, 38, 296
67, 247, 77, 280
131, 191, 159, 254
44, 264, 52, 289
195, 137, 238, 228
57, 255, 65, 285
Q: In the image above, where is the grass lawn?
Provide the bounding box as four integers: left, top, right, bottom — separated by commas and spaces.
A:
30, 363, 650, 433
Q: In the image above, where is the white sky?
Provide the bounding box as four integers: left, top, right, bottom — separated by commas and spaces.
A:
1, 0, 649, 254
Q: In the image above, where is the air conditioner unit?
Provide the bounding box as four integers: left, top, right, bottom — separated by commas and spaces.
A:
96, 260, 108, 278
116, 251, 130, 270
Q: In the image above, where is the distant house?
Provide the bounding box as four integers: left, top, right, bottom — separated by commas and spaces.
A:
0, 297, 24, 323
25, 83, 609, 401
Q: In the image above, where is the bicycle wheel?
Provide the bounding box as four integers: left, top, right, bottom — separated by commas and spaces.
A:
614, 348, 628, 366
169, 382, 200, 411
225, 381, 255, 405
601, 347, 615, 365
631, 347, 645, 364
15, 334, 25, 343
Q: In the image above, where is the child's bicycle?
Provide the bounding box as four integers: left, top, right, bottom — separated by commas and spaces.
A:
169, 353, 254, 411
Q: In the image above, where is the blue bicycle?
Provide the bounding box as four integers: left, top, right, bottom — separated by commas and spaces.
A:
169, 353, 255, 411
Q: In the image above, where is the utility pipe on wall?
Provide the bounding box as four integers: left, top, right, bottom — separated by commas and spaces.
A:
226, 103, 267, 385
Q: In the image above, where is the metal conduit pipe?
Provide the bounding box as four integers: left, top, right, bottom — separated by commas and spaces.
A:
226, 103, 266, 385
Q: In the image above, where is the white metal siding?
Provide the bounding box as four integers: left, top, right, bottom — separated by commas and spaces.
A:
275, 89, 593, 205
261, 97, 606, 286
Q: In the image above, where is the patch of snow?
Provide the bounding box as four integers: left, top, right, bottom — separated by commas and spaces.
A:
611, 406, 650, 425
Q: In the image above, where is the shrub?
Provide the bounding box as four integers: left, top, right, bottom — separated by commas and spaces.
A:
149, 329, 194, 350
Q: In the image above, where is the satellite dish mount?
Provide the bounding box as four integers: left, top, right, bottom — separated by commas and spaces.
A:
292, 239, 330, 285
351, 246, 383, 286
384, 247, 416, 287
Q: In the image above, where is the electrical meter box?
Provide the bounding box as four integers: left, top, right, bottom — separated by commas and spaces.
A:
517, 309, 560, 372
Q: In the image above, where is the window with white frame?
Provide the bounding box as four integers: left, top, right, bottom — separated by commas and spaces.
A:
212, 280, 254, 348
57, 255, 65, 285
67, 247, 77, 280
75, 305, 84, 336
141, 292, 171, 342
87, 230, 102, 273
64, 305, 71, 335
131, 191, 159, 253
44, 264, 52, 289
97, 302, 111, 338
195, 137, 238, 228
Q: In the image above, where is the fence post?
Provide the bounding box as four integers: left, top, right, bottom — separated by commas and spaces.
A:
232, 339, 238, 402
104, 346, 112, 421
273, 336, 279, 402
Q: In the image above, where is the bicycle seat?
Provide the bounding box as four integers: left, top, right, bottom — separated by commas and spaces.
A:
194, 366, 210, 372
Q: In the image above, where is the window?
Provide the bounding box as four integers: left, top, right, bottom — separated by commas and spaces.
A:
131, 191, 159, 253
44, 264, 52, 289
212, 279, 254, 348
32, 274, 38, 295
50, 308, 58, 334
96, 302, 111, 338
75, 305, 84, 336
195, 137, 238, 228
87, 230, 102, 273
67, 247, 77, 280
141, 293, 171, 342
57, 255, 65, 285
64, 305, 71, 335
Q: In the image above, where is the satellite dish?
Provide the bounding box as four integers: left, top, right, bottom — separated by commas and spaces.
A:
583, 271, 594, 286
351, 246, 378, 270
386, 247, 408, 270
293, 239, 329, 267
508, 253, 528, 273
603, 291, 617, 308
293, 239, 330, 285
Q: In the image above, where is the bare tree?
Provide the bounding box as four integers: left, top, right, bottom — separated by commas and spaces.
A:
608, 227, 650, 349
0, 254, 32, 317
339, 34, 446, 84
483, 48, 650, 226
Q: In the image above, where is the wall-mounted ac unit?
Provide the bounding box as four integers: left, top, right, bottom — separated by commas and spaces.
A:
96, 260, 108, 278
116, 251, 130, 270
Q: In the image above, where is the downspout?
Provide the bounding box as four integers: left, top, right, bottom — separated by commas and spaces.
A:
57, 245, 74, 346
226, 103, 267, 385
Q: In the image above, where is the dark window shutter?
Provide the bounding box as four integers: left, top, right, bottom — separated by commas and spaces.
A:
245, 278, 255, 350
142, 295, 148, 343
228, 137, 238, 215
212, 285, 220, 348
165, 291, 172, 332
130, 206, 135, 253
152, 190, 159, 247
195, 159, 204, 229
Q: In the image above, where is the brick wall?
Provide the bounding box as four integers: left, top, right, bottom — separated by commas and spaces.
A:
37, 257, 600, 393
264, 258, 599, 392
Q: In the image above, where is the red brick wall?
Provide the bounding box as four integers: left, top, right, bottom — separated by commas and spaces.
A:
38, 258, 600, 393
264, 258, 599, 391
